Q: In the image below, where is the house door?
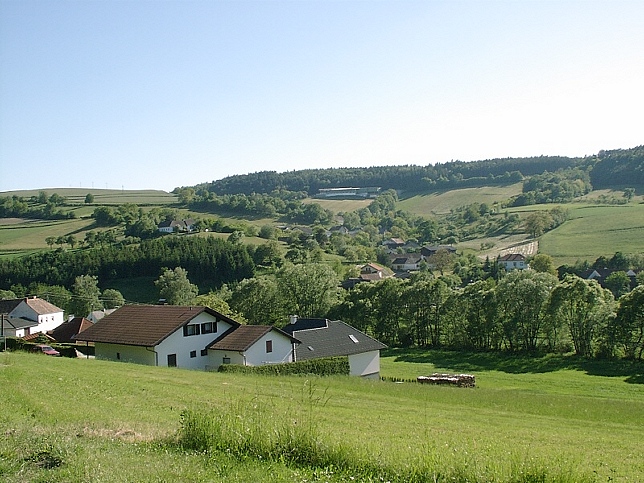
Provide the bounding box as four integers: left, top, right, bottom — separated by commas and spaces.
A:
167, 354, 177, 367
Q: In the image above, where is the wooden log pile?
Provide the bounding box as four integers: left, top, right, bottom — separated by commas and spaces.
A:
417, 373, 476, 388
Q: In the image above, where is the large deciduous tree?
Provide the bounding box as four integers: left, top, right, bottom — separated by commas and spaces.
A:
276, 263, 339, 318
155, 267, 198, 305
229, 276, 283, 325
495, 270, 558, 351
549, 275, 614, 357
613, 286, 644, 359
69, 275, 103, 317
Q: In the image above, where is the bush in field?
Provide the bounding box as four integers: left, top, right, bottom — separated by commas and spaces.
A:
217, 357, 349, 376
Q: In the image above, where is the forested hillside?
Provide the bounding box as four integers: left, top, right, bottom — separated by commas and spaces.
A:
189, 146, 643, 196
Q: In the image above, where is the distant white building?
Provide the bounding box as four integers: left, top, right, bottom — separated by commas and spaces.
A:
0, 297, 65, 337
498, 253, 528, 271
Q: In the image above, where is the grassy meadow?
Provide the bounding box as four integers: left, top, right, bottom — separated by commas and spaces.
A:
398, 183, 524, 215
539, 203, 644, 266
1, 350, 642, 482
0, 188, 178, 205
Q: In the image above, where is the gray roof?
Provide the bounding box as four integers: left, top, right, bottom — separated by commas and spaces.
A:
282, 319, 386, 361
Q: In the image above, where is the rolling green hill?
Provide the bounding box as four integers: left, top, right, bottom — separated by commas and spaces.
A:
1, 351, 642, 482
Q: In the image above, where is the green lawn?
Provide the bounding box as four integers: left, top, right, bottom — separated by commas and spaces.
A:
1, 350, 642, 482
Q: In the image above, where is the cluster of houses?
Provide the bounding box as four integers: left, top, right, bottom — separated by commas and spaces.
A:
1, 297, 386, 378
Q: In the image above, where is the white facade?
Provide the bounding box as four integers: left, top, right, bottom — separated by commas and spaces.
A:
348, 350, 381, 379
209, 330, 294, 371
95, 312, 236, 370
4, 300, 64, 336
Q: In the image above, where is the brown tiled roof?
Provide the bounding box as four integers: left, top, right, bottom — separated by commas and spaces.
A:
24, 297, 64, 315
498, 253, 526, 262
75, 305, 239, 347
23, 332, 55, 342
50, 317, 94, 343
209, 325, 299, 352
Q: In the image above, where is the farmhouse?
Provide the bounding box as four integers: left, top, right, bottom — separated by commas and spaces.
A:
158, 219, 195, 233
75, 305, 297, 371
390, 254, 423, 271
497, 253, 528, 271
282, 317, 387, 378
0, 297, 64, 338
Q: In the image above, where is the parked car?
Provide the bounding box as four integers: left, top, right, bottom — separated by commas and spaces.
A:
32, 344, 60, 356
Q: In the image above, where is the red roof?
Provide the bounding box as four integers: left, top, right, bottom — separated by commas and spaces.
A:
50, 317, 94, 343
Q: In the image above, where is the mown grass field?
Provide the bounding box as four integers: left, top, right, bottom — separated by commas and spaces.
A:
539, 203, 644, 265
398, 183, 524, 215
0, 188, 177, 205
1, 350, 642, 482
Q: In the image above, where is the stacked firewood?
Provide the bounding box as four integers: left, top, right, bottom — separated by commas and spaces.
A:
417, 373, 476, 387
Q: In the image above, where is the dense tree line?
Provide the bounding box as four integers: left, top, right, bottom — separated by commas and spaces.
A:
511, 167, 592, 206
213, 261, 644, 360
192, 156, 581, 196
588, 145, 644, 188
0, 236, 255, 294
0, 193, 76, 220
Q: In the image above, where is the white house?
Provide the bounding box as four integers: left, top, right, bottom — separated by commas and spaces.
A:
282, 318, 387, 379
208, 325, 299, 371
158, 219, 195, 234
0, 297, 64, 338
498, 253, 528, 271
75, 305, 297, 371
390, 254, 423, 271
76, 305, 237, 369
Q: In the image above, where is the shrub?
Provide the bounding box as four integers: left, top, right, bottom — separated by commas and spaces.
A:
217, 356, 349, 376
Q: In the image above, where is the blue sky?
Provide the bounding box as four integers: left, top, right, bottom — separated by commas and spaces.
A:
1, 0, 642, 192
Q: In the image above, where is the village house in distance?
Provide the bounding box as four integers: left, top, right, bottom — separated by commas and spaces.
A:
0, 296, 64, 338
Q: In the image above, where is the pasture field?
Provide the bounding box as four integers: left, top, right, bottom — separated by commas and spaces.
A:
0, 188, 178, 205
539, 203, 644, 265
303, 197, 373, 214
398, 183, 524, 215
1, 350, 642, 482
0, 218, 96, 255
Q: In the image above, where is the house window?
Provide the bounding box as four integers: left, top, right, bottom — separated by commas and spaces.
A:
265, 340, 273, 353
201, 349, 208, 356
167, 354, 177, 367
201, 321, 216, 334
116, 352, 121, 360
190, 350, 197, 358
183, 324, 200, 337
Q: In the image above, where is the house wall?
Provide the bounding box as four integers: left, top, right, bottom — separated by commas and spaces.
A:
206, 332, 294, 371
95, 342, 156, 365
348, 350, 381, 378
10, 302, 64, 334
155, 312, 235, 370
244, 331, 294, 366
207, 350, 245, 371
94, 312, 234, 370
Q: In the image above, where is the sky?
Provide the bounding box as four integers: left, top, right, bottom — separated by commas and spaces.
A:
1, 1, 643, 193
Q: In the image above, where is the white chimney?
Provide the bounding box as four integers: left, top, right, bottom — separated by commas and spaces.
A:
289, 315, 298, 325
